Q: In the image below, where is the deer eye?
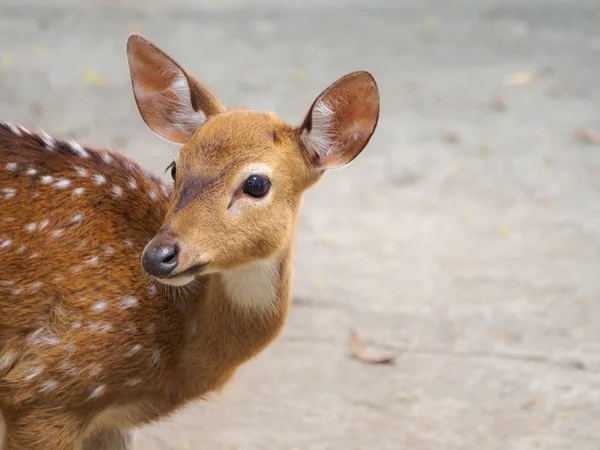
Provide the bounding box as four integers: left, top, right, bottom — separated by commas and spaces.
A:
166, 161, 176, 181
242, 175, 271, 198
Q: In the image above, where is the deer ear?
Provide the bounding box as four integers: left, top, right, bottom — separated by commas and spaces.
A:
126, 34, 225, 144
299, 72, 380, 170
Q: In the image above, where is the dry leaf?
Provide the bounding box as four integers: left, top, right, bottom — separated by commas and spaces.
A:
574, 127, 600, 144
348, 329, 402, 365
84, 69, 108, 87
504, 71, 534, 86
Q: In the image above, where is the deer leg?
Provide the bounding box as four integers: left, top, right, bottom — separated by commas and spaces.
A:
80, 428, 134, 450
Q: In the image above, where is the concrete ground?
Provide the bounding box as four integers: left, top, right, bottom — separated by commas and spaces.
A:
2, 0, 600, 448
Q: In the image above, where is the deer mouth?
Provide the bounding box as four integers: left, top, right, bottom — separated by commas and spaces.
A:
154, 262, 208, 286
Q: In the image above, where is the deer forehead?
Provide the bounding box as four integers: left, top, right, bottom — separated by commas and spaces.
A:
180, 110, 288, 163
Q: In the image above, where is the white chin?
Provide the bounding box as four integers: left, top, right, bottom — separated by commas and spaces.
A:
155, 274, 196, 287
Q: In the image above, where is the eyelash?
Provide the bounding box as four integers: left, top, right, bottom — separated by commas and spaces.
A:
165, 161, 176, 181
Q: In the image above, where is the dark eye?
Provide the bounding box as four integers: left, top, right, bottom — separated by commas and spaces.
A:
243, 175, 271, 198
166, 161, 176, 181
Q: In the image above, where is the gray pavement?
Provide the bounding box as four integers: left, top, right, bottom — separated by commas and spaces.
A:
1, 0, 600, 448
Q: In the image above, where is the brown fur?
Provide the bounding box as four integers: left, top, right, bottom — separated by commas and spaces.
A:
0, 34, 379, 449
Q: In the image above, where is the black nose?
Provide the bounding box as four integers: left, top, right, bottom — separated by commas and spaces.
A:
141, 242, 179, 278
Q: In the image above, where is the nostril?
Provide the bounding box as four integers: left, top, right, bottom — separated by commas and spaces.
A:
156, 245, 178, 267
159, 245, 178, 265
142, 243, 179, 277
162, 251, 176, 264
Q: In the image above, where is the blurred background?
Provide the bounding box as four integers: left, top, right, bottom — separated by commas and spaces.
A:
1, 0, 600, 448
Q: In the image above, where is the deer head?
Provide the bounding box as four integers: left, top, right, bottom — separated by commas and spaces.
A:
126, 35, 379, 286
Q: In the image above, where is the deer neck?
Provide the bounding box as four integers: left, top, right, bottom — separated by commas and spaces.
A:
179, 246, 294, 380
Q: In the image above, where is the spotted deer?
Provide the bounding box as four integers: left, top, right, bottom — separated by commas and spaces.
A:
0, 34, 380, 449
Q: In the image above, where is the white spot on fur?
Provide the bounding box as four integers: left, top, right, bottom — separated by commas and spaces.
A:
120, 297, 137, 309
53, 274, 64, 283
101, 152, 113, 164
29, 252, 39, 259
124, 378, 142, 387
26, 168, 37, 176
40, 175, 54, 184
112, 185, 123, 197
151, 350, 161, 365
12, 287, 22, 295
29, 327, 59, 346
123, 240, 133, 248
54, 178, 71, 189
127, 345, 141, 355
26, 366, 43, 380
0, 280, 13, 287
91, 301, 108, 312
72, 187, 85, 197
220, 258, 279, 312
71, 265, 81, 273
59, 361, 77, 377
0, 351, 16, 371
85, 255, 100, 265
3, 188, 16, 198
146, 323, 156, 334
26, 223, 37, 233
149, 189, 157, 201
0, 239, 12, 250
16, 244, 25, 253
5, 163, 17, 172
67, 139, 89, 158
71, 321, 82, 329
301, 99, 335, 158
74, 166, 88, 177
89, 365, 102, 377
63, 343, 76, 353
40, 130, 55, 151
88, 385, 105, 399
39, 219, 49, 230
123, 325, 137, 333
93, 174, 106, 185
41, 380, 58, 392
5, 122, 22, 136
147, 284, 157, 298
30, 282, 42, 292
3, 217, 13, 222
128, 177, 137, 189
104, 246, 113, 256
52, 229, 64, 238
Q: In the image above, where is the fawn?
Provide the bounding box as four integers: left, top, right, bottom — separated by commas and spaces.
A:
0, 34, 379, 449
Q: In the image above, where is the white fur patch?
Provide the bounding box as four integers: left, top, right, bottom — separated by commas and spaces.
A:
301, 99, 335, 158
133, 73, 206, 143
220, 258, 279, 313
155, 274, 195, 287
